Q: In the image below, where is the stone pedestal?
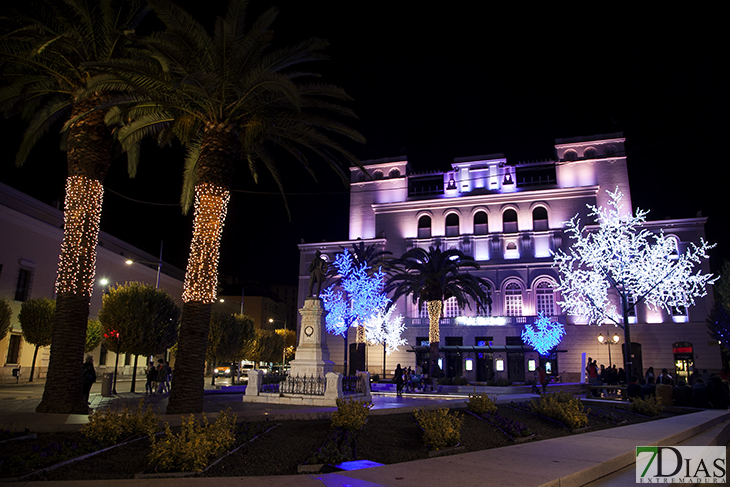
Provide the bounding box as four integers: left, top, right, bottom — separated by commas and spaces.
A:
288, 297, 334, 378
242, 297, 371, 407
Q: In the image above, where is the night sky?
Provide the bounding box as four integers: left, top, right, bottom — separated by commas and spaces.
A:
1, 3, 728, 287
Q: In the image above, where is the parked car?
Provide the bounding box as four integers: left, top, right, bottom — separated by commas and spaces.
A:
214, 363, 235, 377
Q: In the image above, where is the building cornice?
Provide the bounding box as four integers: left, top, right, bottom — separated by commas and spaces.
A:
297, 237, 388, 251
371, 186, 600, 214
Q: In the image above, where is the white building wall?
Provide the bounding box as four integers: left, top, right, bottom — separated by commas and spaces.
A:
0, 183, 184, 380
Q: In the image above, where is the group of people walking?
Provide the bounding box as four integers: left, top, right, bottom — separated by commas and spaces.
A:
81, 355, 172, 402
145, 359, 172, 395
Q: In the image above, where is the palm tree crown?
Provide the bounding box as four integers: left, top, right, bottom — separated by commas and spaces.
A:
95, 0, 365, 414
385, 245, 491, 377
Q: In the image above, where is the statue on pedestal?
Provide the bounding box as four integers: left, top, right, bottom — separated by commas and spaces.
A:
308, 250, 327, 297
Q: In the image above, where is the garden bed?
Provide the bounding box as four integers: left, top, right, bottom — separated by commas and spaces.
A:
0, 404, 666, 480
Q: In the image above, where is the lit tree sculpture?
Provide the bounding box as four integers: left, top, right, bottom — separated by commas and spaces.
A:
364, 305, 406, 376
553, 188, 716, 383
521, 312, 565, 356
322, 249, 390, 373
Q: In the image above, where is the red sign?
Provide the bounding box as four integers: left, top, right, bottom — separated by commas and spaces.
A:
673, 346, 693, 354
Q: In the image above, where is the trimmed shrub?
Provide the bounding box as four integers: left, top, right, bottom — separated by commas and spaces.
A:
80, 400, 159, 445
413, 407, 463, 450
331, 397, 373, 433
467, 393, 498, 416
148, 410, 236, 472
629, 395, 664, 417
530, 393, 589, 429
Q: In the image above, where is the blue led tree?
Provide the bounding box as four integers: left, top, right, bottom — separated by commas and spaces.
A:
521, 312, 566, 356
322, 249, 391, 373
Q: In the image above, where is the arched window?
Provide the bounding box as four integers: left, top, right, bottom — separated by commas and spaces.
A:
503, 209, 518, 233
504, 282, 523, 316
418, 215, 432, 238
535, 280, 556, 316
532, 207, 548, 231
443, 297, 462, 318
389, 168, 400, 178
564, 150, 578, 161
584, 148, 597, 159
666, 236, 680, 259
474, 211, 488, 235
445, 213, 459, 237
372, 170, 383, 180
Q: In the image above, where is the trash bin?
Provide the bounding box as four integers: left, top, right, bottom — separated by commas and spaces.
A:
101, 372, 114, 396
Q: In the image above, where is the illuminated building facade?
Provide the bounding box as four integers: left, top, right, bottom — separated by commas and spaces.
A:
299, 134, 718, 382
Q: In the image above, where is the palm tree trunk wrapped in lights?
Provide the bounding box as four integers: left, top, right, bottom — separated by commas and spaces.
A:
1, 0, 148, 414
38, 100, 113, 414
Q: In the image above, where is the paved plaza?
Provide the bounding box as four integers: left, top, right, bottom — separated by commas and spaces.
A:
1, 378, 728, 486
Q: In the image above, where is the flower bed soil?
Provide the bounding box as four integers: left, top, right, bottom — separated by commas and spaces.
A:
1, 403, 663, 481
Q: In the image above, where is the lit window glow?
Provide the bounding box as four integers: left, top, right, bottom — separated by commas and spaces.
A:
455, 316, 507, 326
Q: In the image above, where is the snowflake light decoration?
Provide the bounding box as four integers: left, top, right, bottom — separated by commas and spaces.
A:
521, 312, 565, 356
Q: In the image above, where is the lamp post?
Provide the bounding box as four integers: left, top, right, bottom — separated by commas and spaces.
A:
597, 332, 620, 367
268, 318, 287, 330
125, 241, 163, 289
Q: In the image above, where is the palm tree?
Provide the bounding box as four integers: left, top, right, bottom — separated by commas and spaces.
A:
0, 0, 147, 414
385, 245, 491, 380
100, 0, 365, 413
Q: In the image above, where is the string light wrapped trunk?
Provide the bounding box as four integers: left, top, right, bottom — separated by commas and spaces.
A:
37, 96, 113, 414
168, 127, 236, 415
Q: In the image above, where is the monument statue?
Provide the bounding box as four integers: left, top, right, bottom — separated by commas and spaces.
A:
308, 250, 327, 296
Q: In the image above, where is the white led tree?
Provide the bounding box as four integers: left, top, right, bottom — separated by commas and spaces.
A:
553, 188, 716, 383
321, 249, 391, 374
365, 306, 407, 376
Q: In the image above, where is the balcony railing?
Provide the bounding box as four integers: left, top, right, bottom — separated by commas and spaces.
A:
407, 315, 567, 327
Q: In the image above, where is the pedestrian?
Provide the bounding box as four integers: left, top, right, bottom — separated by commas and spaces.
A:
657, 368, 672, 384
82, 355, 96, 404
156, 359, 168, 395
588, 360, 599, 397
641, 376, 656, 399
394, 364, 404, 397
538, 365, 549, 394
645, 366, 655, 383
145, 362, 157, 395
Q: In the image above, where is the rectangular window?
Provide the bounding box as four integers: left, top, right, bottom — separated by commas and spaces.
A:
506, 336, 523, 346
443, 297, 462, 318
416, 336, 430, 347
5, 335, 21, 364
536, 292, 554, 316
15, 268, 32, 301
445, 337, 463, 346
124, 354, 132, 366
475, 336, 494, 346
505, 294, 523, 316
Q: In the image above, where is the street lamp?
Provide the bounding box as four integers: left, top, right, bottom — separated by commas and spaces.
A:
125, 241, 163, 289
597, 332, 620, 367
268, 318, 287, 330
